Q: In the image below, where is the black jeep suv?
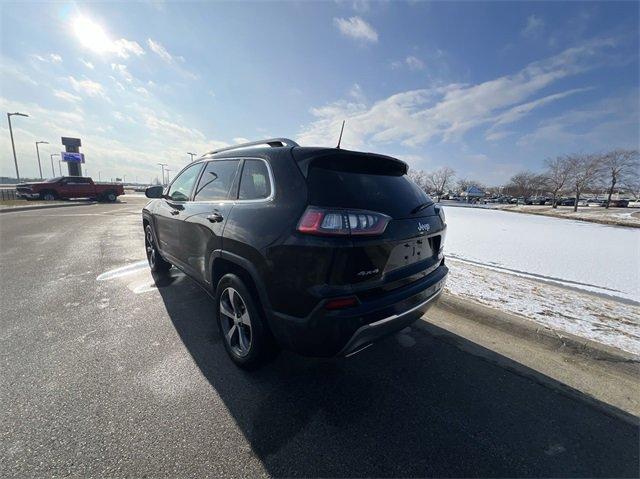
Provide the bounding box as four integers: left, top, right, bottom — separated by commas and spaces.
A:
143, 138, 448, 368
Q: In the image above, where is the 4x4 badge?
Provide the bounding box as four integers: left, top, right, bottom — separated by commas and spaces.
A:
417, 222, 430, 232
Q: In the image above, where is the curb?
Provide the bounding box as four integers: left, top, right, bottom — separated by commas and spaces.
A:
0, 201, 97, 214
434, 293, 639, 369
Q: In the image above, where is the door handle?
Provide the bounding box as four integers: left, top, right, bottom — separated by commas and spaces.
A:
206, 213, 223, 223
170, 210, 180, 216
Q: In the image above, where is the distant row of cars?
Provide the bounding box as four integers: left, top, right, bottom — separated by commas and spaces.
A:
481, 196, 632, 207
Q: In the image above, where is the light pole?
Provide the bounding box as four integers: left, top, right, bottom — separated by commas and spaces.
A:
35, 141, 49, 179
187, 152, 196, 162
58, 158, 63, 176
98, 171, 101, 181
157, 162, 168, 185
7, 112, 29, 182
165, 168, 171, 184
50, 153, 59, 177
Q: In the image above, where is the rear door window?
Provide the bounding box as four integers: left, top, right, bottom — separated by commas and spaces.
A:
307, 162, 431, 218
193, 160, 240, 201
239, 160, 271, 200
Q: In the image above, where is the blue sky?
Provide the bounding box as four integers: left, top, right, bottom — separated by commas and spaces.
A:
1, 1, 638, 184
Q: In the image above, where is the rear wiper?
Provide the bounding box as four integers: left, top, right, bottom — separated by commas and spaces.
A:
410, 202, 433, 214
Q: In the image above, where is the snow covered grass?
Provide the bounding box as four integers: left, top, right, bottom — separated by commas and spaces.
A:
445, 258, 640, 356
442, 206, 640, 355
492, 204, 640, 228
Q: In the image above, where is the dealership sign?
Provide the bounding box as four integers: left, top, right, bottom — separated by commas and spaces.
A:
61, 152, 85, 163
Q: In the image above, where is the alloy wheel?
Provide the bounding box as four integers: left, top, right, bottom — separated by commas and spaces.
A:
145, 228, 156, 268
219, 287, 252, 357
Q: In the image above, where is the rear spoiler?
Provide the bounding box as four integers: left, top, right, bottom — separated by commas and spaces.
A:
292, 148, 408, 178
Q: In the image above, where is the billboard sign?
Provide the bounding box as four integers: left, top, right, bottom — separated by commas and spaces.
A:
61, 152, 85, 163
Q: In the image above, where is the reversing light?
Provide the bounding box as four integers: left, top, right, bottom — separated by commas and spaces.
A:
297, 206, 390, 236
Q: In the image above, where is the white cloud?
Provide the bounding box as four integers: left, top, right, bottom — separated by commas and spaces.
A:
147, 38, 173, 62
111, 63, 133, 82
522, 14, 545, 38
68, 76, 107, 99
80, 59, 94, 69
31, 53, 63, 63
405, 55, 425, 70
298, 38, 618, 149
486, 87, 593, 140
333, 16, 378, 43
54, 90, 82, 103
0, 60, 38, 86
518, 91, 639, 149
112, 39, 145, 58
135, 86, 150, 96
348, 83, 366, 102
391, 55, 426, 71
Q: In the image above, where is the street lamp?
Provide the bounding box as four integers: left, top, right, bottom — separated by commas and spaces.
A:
165, 168, 171, 184
157, 162, 168, 185
7, 112, 29, 182
50, 153, 60, 177
35, 141, 49, 179
187, 152, 196, 162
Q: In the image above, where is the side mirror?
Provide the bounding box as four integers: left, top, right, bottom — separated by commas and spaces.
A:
145, 185, 164, 198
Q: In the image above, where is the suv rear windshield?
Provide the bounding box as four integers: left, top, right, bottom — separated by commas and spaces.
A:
307, 159, 432, 218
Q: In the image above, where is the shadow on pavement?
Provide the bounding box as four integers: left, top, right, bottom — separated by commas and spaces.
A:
154, 270, 639, 478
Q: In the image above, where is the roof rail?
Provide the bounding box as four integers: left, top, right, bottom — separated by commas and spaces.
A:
205, 138, 299, 156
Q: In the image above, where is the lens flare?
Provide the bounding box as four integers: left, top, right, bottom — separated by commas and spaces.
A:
73, 15, 111, 54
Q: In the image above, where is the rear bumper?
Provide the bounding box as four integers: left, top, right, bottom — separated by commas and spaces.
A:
269, 264, 448, 357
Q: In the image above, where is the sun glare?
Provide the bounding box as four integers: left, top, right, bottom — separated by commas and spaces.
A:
73, 15, 111, 54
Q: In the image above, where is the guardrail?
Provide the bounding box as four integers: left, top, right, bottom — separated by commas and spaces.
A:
0, 188, 18, 201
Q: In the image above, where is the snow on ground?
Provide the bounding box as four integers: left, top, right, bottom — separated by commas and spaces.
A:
493, 203, 639, 227
444, 206, 640, 303
442, 206, 640, 355
445, 258, 640, 356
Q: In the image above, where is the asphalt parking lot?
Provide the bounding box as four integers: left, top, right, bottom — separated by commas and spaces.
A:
1, 196, 638, 477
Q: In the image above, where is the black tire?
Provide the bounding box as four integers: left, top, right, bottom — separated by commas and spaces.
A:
144, 224, 171, 273
103, 191, 117, 202
40, 191, 57, 201
215, 274, 278, 369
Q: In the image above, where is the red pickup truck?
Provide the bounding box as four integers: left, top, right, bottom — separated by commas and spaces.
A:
16, 177, 125, 202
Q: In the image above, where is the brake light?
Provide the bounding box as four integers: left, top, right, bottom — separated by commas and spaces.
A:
297, 207, 390, 236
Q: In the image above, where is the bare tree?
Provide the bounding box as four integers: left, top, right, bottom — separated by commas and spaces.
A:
567, 153, 600, 212
504, 171, 545, 198
624, 175, 640, 200
599, 149, 640, 208
426, 167, 455, 202
544, 156, 572, 208
408, 169, 429, 193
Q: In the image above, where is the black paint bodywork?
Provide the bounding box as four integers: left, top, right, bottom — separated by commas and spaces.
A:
143, 144, 448, 356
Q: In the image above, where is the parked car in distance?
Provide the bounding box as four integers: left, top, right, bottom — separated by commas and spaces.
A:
604, 199, 629, 208
559, 198, 577, 206
142, 138, 448, 368
16, 177, 124, 201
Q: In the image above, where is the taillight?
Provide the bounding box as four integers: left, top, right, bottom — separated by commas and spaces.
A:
297, 206, 390, 236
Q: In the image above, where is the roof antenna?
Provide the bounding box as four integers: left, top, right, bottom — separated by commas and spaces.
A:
336, 120, 345, 149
